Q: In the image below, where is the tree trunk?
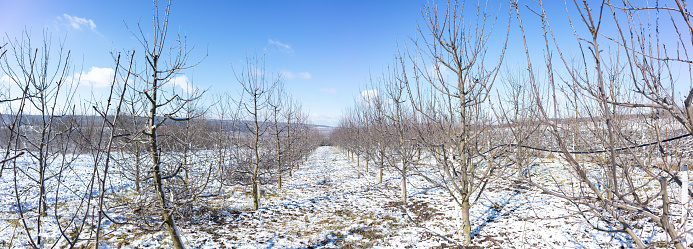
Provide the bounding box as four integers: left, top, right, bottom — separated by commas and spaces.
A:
134, 146, 141, 193
151, 131, 185, 249
153, 159, 185, 249
379, 150, 384, 184
365, 157, 369, 173
659, 177, 684, 249
682, 167, 689, 228
149, 63, 185, 249
184, 148, 189, 181
458, 72, 472, 246
39, 166, 47, 217
252, 153, 260, 209
252, 178, 260, 210
252, 96, 261, 210
38, 147, 47, 245
460, 199, 472, 245
400, 169, 407, 203
378, 167, 383, 184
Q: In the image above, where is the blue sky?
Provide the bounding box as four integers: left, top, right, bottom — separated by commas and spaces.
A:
2, 0, 440, 125
4, 0, 680, 125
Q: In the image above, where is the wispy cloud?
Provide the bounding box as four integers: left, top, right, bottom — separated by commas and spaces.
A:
58, 14, 97, 31
281, 70, 311, 80
74, 67, 114, 88
266, 39, 294, 54
319, 88, 337, 95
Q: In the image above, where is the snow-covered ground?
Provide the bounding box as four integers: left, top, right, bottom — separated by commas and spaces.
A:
0, 155, 129, 213
1, 146, 692, 248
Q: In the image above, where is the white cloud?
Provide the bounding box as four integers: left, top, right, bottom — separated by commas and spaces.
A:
361, 89, 379, 100
59, 14, 97, 31
74, 67, 114, 88
319, 88, 337, 95
1, 75, 14, 85
357, 89, 380, 108
165, 75, 197, 94
281, 70, 311, 80
428, 62, 452, 81
267, 39, 294, 54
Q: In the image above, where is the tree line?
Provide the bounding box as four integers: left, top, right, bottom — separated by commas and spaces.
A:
0, 1, 321, 248
2, 0, 693, 248
333, 0, 693, 248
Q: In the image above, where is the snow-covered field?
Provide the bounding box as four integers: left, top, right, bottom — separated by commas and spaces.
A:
1, 146, 692, 248
0, 155, 132, 213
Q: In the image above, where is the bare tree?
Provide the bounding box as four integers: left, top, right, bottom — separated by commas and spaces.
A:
493, 69, 540, 181
209, 92, 240, 193
360, 86, 390, 184
367, 66, 420, 204
115, 71, 149, 193
269, 84, 287, 189
1, 30, 78, 246
335, 87, 391, 184
123, 0, 205, 247
403, 0, 509, 244
0, 42, 21, 173
234, 55, 278, 210
0, 32, 136, 248
81, 52, 134, 248
282, 98, 303, 177
511, 0, 692, 248
0, 41, 33, 246
387, 68, 420, 204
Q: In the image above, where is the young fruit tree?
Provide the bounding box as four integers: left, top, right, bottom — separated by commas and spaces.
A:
0, 30, 80, 246
233, 55, 278, 210
123, 0, 205, 247
373, 67, 420, 204
512, 0, 692, 248
402, 0, 509, 245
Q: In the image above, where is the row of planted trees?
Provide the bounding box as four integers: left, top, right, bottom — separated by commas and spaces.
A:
0, 1, 321, 248
333, 0, 692, 248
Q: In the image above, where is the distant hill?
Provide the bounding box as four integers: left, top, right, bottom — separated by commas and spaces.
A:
0, 114, 333, 134
312, 125, 334, 134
